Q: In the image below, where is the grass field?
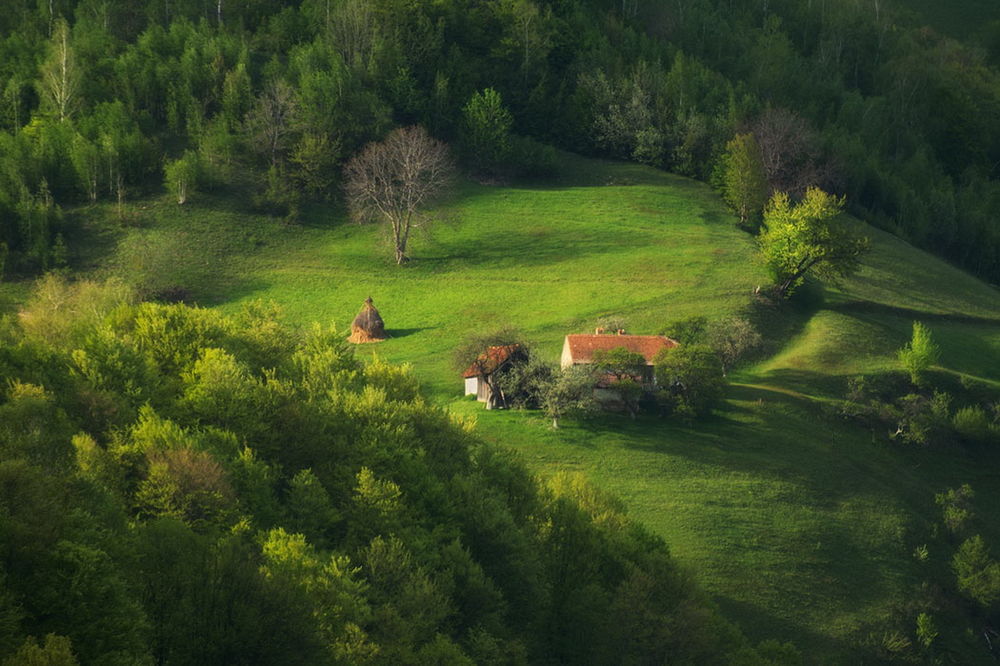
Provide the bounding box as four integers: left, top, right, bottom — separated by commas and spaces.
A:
26, 152, 1000, 661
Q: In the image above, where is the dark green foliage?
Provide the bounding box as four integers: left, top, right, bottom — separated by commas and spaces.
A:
654, 344, 727, 419
460, 88, 512, 175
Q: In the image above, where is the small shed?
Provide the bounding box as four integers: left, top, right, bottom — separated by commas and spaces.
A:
462, 344, 524, 408
348, 297, 387, 343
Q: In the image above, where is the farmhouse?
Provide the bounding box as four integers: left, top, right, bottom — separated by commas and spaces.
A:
462, 344, 524, 408
561, 330, 678, 385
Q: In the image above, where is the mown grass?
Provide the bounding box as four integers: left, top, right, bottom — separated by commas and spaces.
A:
14, 152, 1000, 661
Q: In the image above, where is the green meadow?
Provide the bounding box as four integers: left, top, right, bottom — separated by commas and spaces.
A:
43, 153, 1000, 661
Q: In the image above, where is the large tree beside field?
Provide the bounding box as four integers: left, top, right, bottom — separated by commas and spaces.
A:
759, 188, 870, 298
344, 126, 453, 265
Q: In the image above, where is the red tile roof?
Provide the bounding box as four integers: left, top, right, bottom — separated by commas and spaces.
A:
564, 334, 677, 365
462, 344, 522, 378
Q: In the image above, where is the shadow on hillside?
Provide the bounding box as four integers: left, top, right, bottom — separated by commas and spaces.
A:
713, 596, 857, 660
736, 369, 848, 401
828, 299, 1000, 326
417, 225, 654, 270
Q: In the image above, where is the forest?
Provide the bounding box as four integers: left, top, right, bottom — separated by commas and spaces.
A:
1, 0, 1000, 282
2, 0, 1000, 663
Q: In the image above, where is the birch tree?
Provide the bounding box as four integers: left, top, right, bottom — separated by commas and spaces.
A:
39, 18, 81, 122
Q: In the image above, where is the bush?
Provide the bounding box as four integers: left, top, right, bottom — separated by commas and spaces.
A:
654, 344, 726, 419
507, 135, 558, 178
952, 406, 995, 445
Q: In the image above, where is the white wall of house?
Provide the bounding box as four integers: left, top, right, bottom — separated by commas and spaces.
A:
464, 377, 479, 396
560, 338, 573, 369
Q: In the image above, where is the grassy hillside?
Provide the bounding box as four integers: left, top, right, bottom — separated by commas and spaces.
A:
33, 153, 1000, 661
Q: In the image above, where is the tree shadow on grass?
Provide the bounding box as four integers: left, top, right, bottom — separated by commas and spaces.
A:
827, 298, 1000, 326
714, 594, 862, 661
385, 327, 430, 338
416, 226, 656, 271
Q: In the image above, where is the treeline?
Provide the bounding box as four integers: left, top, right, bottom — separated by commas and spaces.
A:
0, 276, 799, 665
2, 0, 1000, 280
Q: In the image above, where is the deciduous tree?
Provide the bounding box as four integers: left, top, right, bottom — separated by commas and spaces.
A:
39, 19, 81, 122
344, 125, 453, 265
759, 187, 869, 298
719, 133, 767, 229
460, 88, 513, 175
898, 321, 939, 387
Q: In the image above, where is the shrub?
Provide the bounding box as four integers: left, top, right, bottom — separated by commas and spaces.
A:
952, 406, 995, 444
898, 322, 939, 387
654, 344, 726, 418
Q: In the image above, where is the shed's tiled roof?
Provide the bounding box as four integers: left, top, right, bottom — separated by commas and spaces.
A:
462, 344, 522, 378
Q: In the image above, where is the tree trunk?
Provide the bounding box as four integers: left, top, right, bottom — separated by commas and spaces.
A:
552, 417, 559, 429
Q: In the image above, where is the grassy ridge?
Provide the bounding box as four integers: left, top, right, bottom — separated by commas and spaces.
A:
46, 153, 1000, 661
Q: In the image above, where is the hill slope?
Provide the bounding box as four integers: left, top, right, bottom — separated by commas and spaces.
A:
39, 153, 1000, 662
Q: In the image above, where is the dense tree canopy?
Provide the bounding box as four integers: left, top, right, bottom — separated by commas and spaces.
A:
0, 0, 996, 283
0, 276, 791, 664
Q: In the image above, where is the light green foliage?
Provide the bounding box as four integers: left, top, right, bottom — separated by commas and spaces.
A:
935, 484, 974, 534
2, 634, 77, 666
163, 150, 202, 204
952, 406, 996, 444
460, 88, 513, 174
363, 356, 419, 403
352, 467, 403, 539
707, 316, 763, 375
915, 612, 938, 649
259, 528, 376, 662
18, 274, 133, 347
720, 133, 768, 229
759, 188, 869, 297
539, 365, 597, 429
898, 321, 940, 387
654, 344, 726, 418
953, 535, 1000, 607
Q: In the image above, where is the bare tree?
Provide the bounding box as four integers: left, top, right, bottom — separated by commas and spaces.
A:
243, 80, 299, 168
752, 107, 835, 196
344, 126, 453, 265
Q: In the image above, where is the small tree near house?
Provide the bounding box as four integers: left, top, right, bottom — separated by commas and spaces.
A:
591, 347, 648, 419
540, 365, 598, 429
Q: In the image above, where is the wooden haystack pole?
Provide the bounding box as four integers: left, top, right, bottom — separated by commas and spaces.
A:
348, 296, 387, 343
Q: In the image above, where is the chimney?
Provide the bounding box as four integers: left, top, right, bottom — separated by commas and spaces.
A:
595, 327, 605, 334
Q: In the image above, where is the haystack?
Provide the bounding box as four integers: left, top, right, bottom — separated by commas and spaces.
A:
348, 297, 387, 343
